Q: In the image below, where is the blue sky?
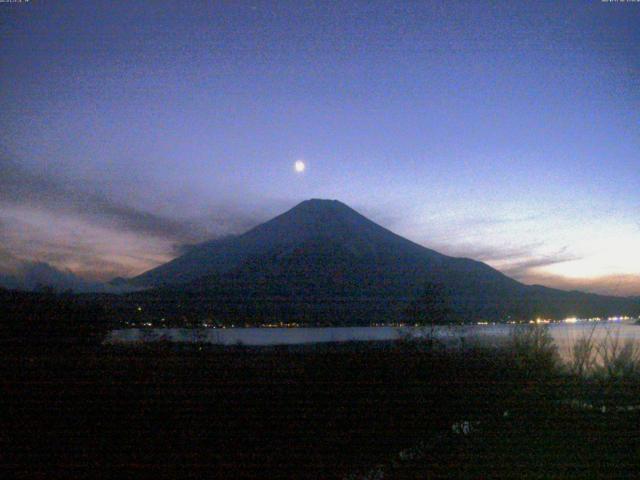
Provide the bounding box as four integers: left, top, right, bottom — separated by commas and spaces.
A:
1, 1, 639, 294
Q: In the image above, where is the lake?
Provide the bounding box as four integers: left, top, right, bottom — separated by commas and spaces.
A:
106, 320, 640, 361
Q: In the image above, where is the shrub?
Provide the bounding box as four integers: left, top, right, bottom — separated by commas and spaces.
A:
509, 324, 559, 375
568, 325, 598, 377
566, 325, 640, 381
593, 328, 640, 381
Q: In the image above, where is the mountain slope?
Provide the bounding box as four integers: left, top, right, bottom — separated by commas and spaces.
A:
130, 199, 639, 324
134, 199, 451, 286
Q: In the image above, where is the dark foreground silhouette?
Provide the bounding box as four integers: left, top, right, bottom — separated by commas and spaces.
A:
4, 334, 640, 479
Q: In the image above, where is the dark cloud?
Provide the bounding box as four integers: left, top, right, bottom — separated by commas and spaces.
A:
443, 243, 581, 280
500, 247, 579, 279
0, 156, 208, 243
519, 272, 640, 298
429, 241, 546, 264
0, 153, 269, 280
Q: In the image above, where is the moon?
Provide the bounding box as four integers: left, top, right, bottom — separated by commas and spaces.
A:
294, 160, 305, 173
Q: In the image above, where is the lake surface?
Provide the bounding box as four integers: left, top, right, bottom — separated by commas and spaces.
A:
107, 320, 640, 361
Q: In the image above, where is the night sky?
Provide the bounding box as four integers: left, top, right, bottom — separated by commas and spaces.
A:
1, 1, 639, 295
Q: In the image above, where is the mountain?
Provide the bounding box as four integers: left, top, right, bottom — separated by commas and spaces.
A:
129, 199, 639, 325
0, 261, 104, 293
134, 199, 502, 287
